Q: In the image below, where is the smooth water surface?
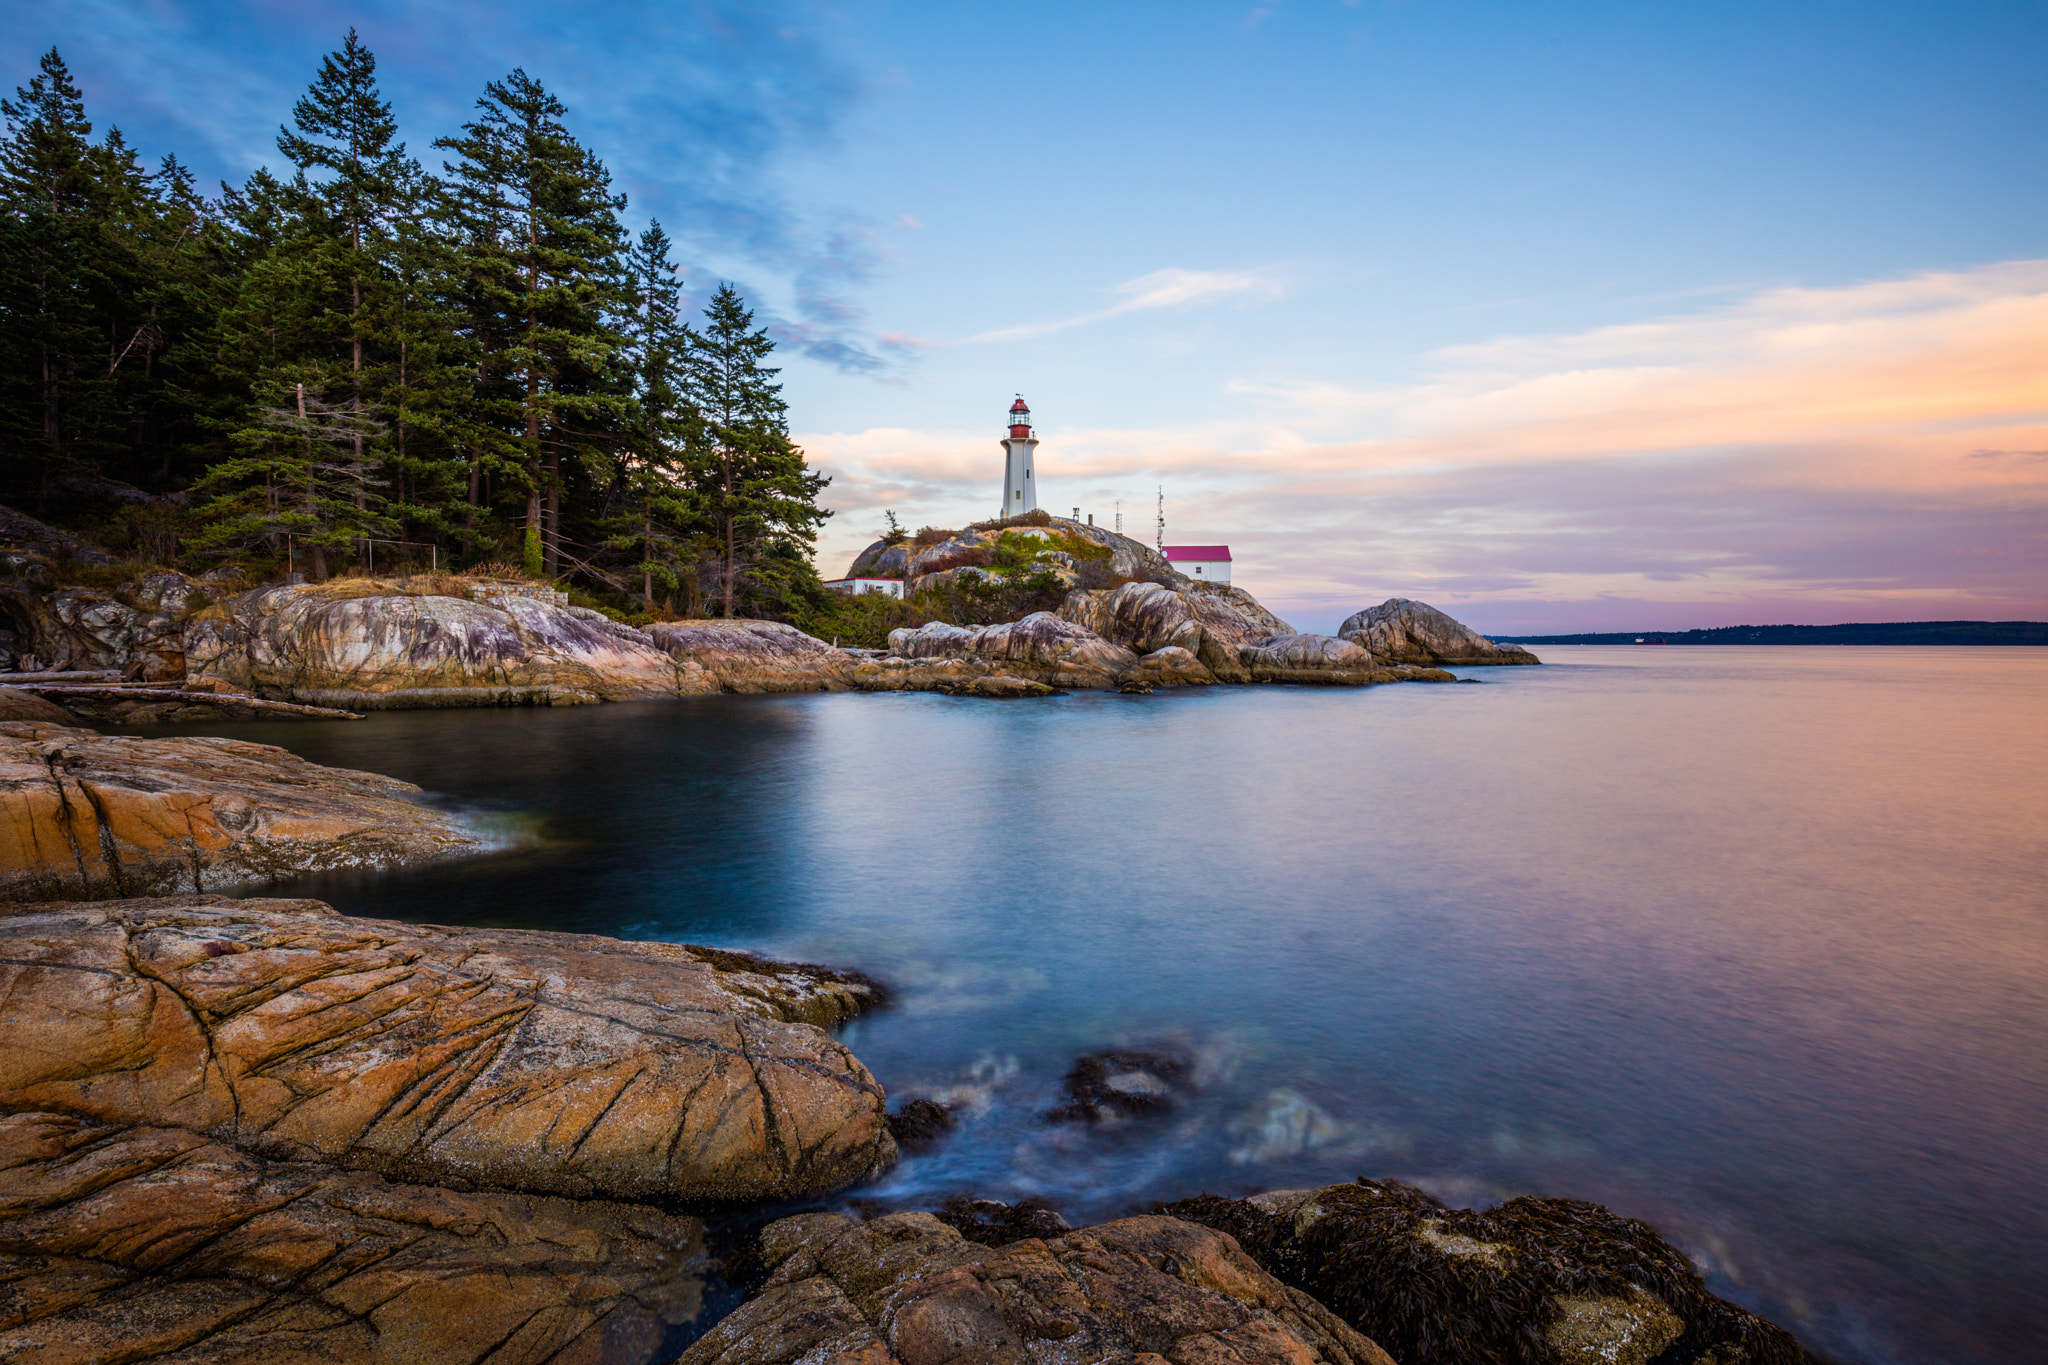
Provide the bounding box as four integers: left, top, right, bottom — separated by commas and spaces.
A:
200, 647, 2046, 1365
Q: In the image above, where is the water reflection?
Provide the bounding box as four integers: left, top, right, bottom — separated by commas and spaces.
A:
213, 648, 2048, 1365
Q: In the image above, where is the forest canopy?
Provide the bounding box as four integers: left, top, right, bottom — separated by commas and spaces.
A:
0, 34, 831, 621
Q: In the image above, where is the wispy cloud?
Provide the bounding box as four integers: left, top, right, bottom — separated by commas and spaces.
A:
804, 259, 2048, 631
970, 266, 1287, 342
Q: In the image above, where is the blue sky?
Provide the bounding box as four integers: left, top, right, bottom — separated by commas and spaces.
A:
10, 1, 2046, 631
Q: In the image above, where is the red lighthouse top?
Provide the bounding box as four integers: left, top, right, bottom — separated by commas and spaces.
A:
1008, 397, 1031, 438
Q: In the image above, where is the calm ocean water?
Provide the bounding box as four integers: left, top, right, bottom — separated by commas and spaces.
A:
202, 646, 2045, 1365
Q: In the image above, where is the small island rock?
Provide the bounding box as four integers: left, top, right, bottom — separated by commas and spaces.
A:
1338, 598, 1539, 665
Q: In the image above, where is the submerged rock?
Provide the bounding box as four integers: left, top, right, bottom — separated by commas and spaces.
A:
887, 1098, 959, 1152
186, 583, 692, 708
1161, 1181, 1804, 1365
678, 1209, 1394, 1365
0, 1109, 707, 1364
0, 895, 896, 1201
1046, 1048, 1193, 1124
648, 618, 855, 692
0, 722, 481, 901
1338, 598, 1540, 666
931, 1194, 1071, 1246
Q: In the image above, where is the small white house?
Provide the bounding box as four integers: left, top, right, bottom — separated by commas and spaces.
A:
822, 577, 905, 598
1162, 544, 1232, 584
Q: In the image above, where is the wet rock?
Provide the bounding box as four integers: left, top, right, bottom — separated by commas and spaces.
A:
937, 674, 1062, 699
932, 1194, 1071, 1247
887, 1098, 959, 1152
0, 1109, 707, 1365
647, 619, 855, 692
186, 584, 692, 708
1120, 644, 1216, 686
1162, 1181, 1804, 1365
0, 723, 481, 901
677, 1210, 1394, 1365
1118, 680, 1155, 694
0, 894, 896, 1201
1337, 598, 1540, 666
1046, 1049, 1192, 1124
889, 613, 1139, 689
0, 685, 71, 724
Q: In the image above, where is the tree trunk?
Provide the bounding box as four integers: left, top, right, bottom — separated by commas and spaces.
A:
544, 452, 560, 578
721, 449, 736, 618
642, 500, 653, 607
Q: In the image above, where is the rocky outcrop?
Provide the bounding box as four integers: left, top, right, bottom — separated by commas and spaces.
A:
187, 584, 693, 708
1192, 581, 1297, 637
847, 540, 912, 578
1163, 1183, 1802, 1365
1338, 598, 1540, 666
889, 613, 1139, 689
848, 517, 1190, 595
1119, 645, 1216, 686
1240, 633, 1386, 684
648, 619, 855, 692
1058, 579, 1303, 683
0, 1109, 707, 1364
0, 723, 480, 901
679, 1210, 1395, 1365
0, 895, 896, 1200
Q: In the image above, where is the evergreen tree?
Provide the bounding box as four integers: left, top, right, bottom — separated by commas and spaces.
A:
436, 69, 629, 577
690, 283, 829, 617
615, 220, 699, 607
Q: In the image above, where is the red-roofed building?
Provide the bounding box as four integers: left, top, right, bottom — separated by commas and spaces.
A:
1162, 545, 1232, 584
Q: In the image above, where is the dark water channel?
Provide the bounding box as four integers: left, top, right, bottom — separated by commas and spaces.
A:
174, 647, 2048, 1365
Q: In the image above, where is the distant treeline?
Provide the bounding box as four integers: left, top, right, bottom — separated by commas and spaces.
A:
1499, 622, 2048, 646
0, 35, 830, 620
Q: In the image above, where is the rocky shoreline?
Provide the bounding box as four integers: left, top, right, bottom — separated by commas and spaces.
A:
1, 505, 1534, 722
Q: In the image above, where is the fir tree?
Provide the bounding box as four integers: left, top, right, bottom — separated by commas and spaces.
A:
436, 69, 629, 577
616, 220, 699, 606
691, 283, 829, 617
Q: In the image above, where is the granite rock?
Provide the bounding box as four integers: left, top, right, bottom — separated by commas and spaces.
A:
675, 1210, 1395, 1365
1337, 599, 1540, 666
0, 895, 895, 1201
647, 619, 853, 693
0, 723, 480, 901
1240, 634, 1386, 684
889, 613, 1138, 689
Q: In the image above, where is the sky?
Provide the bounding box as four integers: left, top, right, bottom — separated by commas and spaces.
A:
9, 0, 2045, 633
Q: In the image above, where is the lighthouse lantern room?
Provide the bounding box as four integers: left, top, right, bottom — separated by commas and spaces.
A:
1000, 396, 1038, 516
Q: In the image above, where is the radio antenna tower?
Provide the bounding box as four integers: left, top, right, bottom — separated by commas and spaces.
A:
1155, 486, 1165, 552
1114, 500, 1121, 534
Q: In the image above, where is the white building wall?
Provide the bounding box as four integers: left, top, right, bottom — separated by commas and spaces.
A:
1001, 436, 1038, 515
1168, 558, 1232, 584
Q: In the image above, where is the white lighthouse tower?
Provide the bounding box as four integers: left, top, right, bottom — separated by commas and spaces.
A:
1000, 396, 1038, 517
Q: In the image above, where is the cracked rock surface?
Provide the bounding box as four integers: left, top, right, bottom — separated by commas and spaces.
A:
0, 1109, 706, 1365
0, 722, 482, 901
677, 1209, 1395, 1365
0, 896, 896, 1202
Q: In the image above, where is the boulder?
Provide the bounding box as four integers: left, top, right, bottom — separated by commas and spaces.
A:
186, 584, 693, 708
1192, 581, 1297, 637
1337, 599, 1540, 666
1162, 1183, 1802, 1365
0, 723, 481, 901
0, 1109, 707, 1365
0, 685, 72, 724
647, 619, 854, 692
1240, 633, 1388, 684
846, 540, 912, 578
1118, 645, 1216, 686
0, 895, 896, 1201
677, 1210, 1395, 1365
890, 613, 1138, 689
1059, 580, 1206, 655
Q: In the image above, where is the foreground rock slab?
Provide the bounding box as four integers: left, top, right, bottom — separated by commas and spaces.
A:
0, 723, 479, 901
679, 1210, 1395, 1365
0, 1110, 706, 1365
1163, 1182, 1803, 1365
0, 896, 896, 1201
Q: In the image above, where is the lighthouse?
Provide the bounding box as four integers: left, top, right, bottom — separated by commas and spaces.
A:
1000, 396, 1038, 516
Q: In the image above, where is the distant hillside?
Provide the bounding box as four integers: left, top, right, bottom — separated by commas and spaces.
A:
1497, 621, 2048, 646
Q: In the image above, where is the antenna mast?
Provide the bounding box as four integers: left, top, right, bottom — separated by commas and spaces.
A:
1155, 486, 1164, 552
1114, 500, 1121, 534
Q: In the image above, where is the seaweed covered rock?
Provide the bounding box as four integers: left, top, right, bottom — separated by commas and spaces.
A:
0, 1110, 707, 1364
677, 1209, 1395, 1365
1161, 1181, 1805, 1365
1045, 1048, 1193, 1124
0, 722, 481, 901
1338, 599, 1540, 666
186, 583, 693, 707
0, 895, 896, 1201
647, 619, 854, 692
